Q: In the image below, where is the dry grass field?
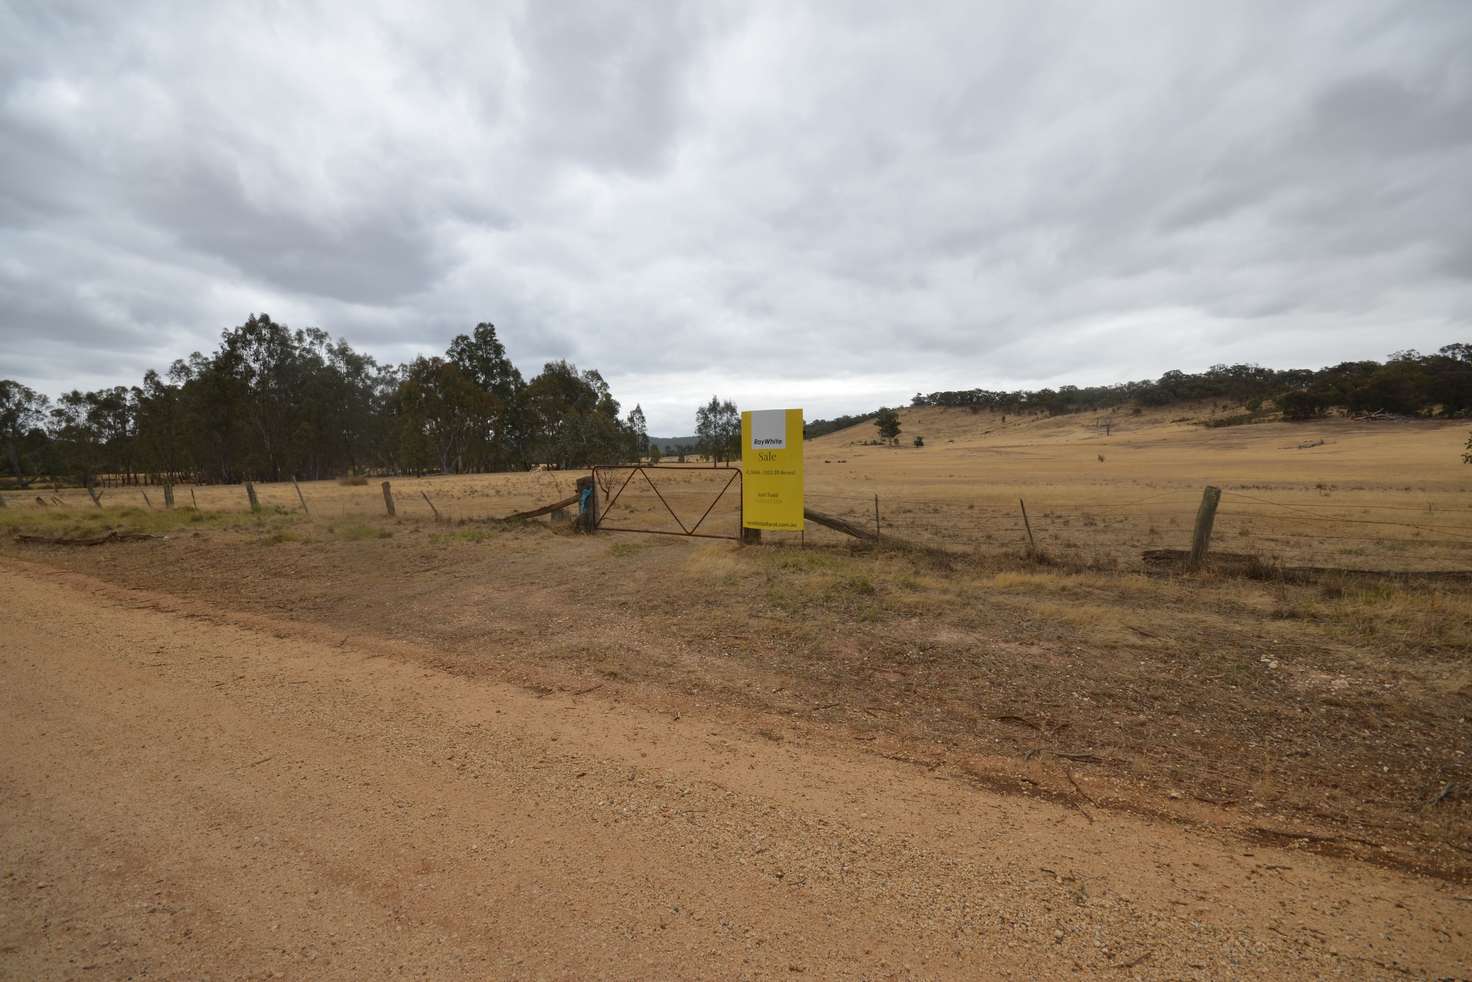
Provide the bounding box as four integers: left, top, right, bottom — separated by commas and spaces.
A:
14, 402, 1469, 571
795, 404, 1472, 570
10, 401, 1471, 560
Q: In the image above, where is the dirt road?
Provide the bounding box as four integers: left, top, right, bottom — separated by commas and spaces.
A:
1, 557, 1466, 979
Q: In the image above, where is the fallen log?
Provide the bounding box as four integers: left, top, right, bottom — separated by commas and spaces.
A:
503, 494, 580, 522
13, 530, 162, 546
803, 506, 878, 541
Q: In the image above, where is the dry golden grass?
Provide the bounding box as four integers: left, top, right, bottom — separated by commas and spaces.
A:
1, 402, 1467, 593
797, 403, 1472, 571
7, 402, 1466, 572
7, 403, 1470, 580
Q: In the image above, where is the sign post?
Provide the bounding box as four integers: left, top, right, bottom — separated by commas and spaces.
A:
741, 409, 804, 535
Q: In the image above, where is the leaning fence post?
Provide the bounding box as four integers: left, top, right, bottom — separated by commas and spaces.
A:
1189, 485, 1222, 569
874, 494, 881, 538
292, 477, 309, 515
163, 483, 175, 509
245, 481, 260, 513
421, 490, 440, 521
381, 480, 396, 517
1019, 497, 1037, 557
87, 483, 103, 509
189, 487, 198, 510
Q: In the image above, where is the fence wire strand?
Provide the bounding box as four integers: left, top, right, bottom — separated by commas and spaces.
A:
1222, 491, 1472, 540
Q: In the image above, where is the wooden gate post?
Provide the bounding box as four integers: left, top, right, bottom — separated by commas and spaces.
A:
163, 483, 175, 509
245, 481, 260, 513
381, 481, 396, 517
1189, 485, 1222, 569
575, 475, 598, 532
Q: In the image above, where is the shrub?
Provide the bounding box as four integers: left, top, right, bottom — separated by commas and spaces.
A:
1279, 388, 1332, 420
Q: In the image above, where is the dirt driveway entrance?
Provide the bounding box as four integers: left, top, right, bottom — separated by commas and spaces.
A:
1, 558, 1467, 978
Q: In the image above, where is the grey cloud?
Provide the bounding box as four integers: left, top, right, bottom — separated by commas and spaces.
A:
513, 2, 715, 176
146, 158, 447, 305
1309, 73, 1472, 157
2, 1, 1471, 433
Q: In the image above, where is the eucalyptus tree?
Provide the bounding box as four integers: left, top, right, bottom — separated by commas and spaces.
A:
0, 379, 49, 486
695, 397, 739, 465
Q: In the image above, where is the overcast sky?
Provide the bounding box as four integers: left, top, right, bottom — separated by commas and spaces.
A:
2, 2, 1469, 433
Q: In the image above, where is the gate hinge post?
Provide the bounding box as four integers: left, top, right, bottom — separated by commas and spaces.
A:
576, 475, 599, 533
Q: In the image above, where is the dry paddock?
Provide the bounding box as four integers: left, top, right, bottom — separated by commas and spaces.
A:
19, 407, 1472, 571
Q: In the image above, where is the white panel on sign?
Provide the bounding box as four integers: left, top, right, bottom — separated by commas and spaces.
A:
749, 409, 787, 450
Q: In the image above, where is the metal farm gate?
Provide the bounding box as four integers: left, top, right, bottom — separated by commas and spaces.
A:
589, 465, 743, 541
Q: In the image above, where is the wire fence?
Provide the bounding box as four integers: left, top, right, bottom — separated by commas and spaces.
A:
5, 472, 1471, 573
794, 487, 1472, 572
0, 472, 586, 525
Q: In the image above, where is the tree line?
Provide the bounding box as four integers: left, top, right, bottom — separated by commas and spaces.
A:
8, 330, 1471, 489
908, 345, 1472, 420
0, 314, 653, 488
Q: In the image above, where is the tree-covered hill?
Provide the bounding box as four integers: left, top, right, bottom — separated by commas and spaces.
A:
907, 345, 1471, 421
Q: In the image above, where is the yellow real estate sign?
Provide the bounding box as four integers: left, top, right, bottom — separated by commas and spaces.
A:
741, 409, 803, 531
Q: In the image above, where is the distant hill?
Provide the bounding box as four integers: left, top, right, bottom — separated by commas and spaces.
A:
649, 435, 698, 453
663, 346, 1471, 456
905, 345, 1471, 420
818, 344, 1472, 446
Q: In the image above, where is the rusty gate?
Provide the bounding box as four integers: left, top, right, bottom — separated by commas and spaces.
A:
590, 465, 743, 541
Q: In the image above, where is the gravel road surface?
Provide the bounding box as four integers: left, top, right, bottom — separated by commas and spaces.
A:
1, 558, 1466, 978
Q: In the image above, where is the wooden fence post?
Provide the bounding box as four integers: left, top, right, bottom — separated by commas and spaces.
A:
874, 494, 881, 538
381, 480, 396, 517
87, 484, 102, 509
575, 476, 598, 532
421, 490, 440, 522
1189, 485, 1222, 569
189, 487, 198, 510
163, 483, 175, 509
292, 477, 309, 515
245, 481, 260, 513
140, 489, 153, 509
1019, 498, 1037, 557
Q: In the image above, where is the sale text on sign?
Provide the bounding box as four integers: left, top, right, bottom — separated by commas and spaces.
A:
741, 409, 803, 531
